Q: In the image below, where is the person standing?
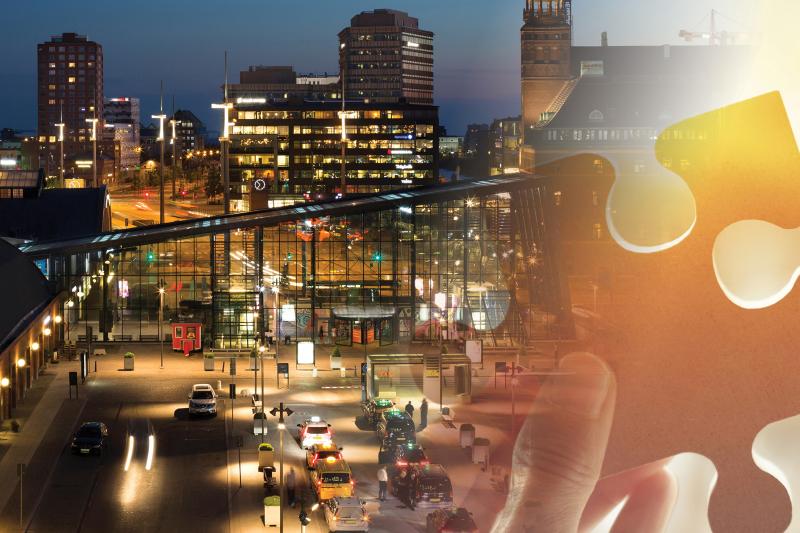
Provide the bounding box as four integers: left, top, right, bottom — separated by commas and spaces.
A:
377, 465, 388, 501
396, 469, 410, 507
405, 470, 417, 511
419, 398, 428, 429
285, 467, 296, 507
405, 400, 415, 420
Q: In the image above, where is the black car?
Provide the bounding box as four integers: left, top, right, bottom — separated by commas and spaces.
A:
360, 397, 395, 426
71, 422, 109, 455
383, 442, 428, 468
376, 409, 416, 444
413, 464, 453, 508
426, 507, 478, 533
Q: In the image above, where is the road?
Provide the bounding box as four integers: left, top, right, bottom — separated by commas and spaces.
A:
25, 346, 515, 532
108, 191, 222, 229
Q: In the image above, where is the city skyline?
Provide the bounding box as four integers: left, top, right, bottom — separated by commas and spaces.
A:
0, 0, 753, 135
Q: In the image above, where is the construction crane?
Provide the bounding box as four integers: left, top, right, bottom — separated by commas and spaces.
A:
679, 9, 752, 46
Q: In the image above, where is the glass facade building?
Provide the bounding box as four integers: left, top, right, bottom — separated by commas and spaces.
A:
229, 101, 438, 211
22, 175, 570, 350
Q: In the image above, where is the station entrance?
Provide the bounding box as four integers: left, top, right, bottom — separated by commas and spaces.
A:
364, 353, 473, 407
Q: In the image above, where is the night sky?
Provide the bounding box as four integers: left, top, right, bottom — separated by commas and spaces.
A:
1, 0, 752, 136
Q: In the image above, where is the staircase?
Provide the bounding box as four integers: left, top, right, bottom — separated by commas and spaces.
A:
536, 78, 580, 128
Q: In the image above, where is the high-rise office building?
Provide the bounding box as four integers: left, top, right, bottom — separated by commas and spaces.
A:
173, 110, 207, 155
338, 9, 433, 105
104, 97, 140, 170
37, 33, 104, 179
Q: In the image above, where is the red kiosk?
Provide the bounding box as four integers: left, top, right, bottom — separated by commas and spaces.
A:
171, 323, 202, 355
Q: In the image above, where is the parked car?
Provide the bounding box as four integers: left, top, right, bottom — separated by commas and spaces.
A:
360, 397, 395, 427
71, 422, 109, 455
376, 408, 415, 444
298, 416, 334, 448
307, 442, 343, 469
426, 507, 478, 533
395, 464, 453, 508
322, 497, 369, 532
188, 383, 217, 416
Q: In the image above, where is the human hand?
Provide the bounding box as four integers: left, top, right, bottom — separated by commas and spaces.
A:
491, 352, 676, 533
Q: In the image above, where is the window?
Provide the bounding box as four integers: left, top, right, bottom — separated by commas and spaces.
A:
593, 223, 603, 240
553, 191, 562, 207
68, 62, 76, 68
68, 76, 76, 83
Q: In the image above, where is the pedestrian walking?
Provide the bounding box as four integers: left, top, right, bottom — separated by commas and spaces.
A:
405, 470, 417, 510
319, 326, 324, 339
396, 469, 410, 507
377, 465, 388, 501
285, 467, 297, 507
419, 398, 428, 429
405, 400, 415, 420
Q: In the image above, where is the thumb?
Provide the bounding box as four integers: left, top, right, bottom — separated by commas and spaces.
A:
491, 352, 616, 533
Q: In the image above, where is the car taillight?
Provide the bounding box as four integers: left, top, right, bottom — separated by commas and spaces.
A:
396, 460, 408, 467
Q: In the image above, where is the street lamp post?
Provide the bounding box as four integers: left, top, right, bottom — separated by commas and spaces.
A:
212, 51, 233, 214
158, 285, 165, 369
339, 42, 348, 194
85, 117, 99, 187
170, 115, 179, 200
152, 82, 167, 224
269, 403, 294, 533
271, 286, 280, 388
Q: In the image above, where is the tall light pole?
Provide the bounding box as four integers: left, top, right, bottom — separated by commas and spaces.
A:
339, 42, 348, 195
55, 106, 65, 188
152, 82, 167, 224
158, 285, 165, 369
271, 286, 280, 387
85, 116, 98, 187
269, 403, 294, 533
212, 52, 232, 214
170, 96, 179, 200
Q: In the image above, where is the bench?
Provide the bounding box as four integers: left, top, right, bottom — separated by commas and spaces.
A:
441, 406, 456, 428
78, 335, 98, 342
114, 335, 133, 342
140, 334, 159, 342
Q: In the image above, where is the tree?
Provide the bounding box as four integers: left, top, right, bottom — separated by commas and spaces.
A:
205, 166, 222, 199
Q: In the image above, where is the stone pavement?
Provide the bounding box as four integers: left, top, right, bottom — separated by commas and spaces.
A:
0, 358, 86, 532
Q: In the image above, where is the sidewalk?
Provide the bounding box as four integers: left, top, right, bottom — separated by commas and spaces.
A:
0, 359, 87, 531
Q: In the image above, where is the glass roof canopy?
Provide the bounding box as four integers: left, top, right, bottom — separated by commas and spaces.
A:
19, 174, 535, 258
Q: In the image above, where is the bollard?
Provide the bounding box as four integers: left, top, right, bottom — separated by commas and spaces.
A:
340, 367, 346, 378
94, 360, 97, 373
217, 379, 223, 391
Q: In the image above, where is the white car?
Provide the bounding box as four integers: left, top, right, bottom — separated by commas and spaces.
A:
298, 416, 333, 448
323, 497, 369, 532
188, 384, 217, 416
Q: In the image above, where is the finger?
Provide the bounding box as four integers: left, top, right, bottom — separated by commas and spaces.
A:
491, 352, 617, 533
579, 459, 673, 530
610, 468, 677, 533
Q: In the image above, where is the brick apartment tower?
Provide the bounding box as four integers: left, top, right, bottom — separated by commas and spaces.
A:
520, 0, 573, 168
37, 33, 104, 181
339, 9, 434, 105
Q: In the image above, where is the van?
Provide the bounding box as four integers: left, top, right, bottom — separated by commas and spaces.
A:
311, 457, 354, 501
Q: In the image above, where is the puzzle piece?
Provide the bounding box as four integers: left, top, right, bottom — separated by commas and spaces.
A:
539, 92, 800, 531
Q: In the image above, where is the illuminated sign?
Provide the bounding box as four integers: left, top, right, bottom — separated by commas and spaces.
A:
395, 164, 413, 170
297, 341, 315, 365
401, 179, 413, 184
75, 160, 93, 168
236, 97, 266, 104
337, 110, 359, 120
388, 150, 412, 155
118, 279, 129, 298
406, 41, 420, 48
0, 159, 16, 167
253, 178, 267, 191
580, 60, 605, 77
109, 97, 130, 102
394, 134, 414, 140
65, 178, 85, 189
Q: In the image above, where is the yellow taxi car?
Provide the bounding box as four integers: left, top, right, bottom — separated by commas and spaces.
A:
311, 457, 354, 501
306, 442, 343, 470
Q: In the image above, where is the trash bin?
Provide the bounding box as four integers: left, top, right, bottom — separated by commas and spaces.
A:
264, 496, 281, 527
472, 437, 490, 468
459, 424, 476, 448
253, 412, 268, 435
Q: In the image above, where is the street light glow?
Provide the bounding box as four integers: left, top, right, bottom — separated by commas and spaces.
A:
31, 341, 40, 351
16, 359, 26, 368
43, 328, 51, 336
0, 377, 8, 388
54, 315, 62, 324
